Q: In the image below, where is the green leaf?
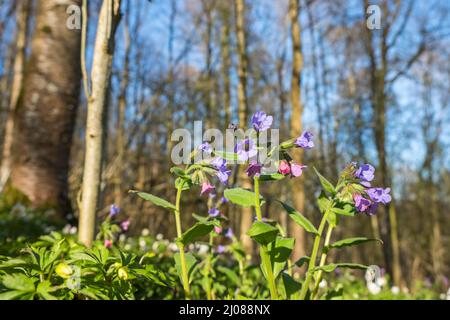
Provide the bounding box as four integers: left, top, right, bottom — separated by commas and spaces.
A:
313, 263, 369, 273
217, 266, 240, 286
281, 273, 302, 300
329, 237, 383, 249
259, 173, 285, 182
279, 201, 318, 235
131, 191, 176, 210
313, 167, 336, 195
224, 188, 263, 207
246, 221, 279, 245
0, 290, 28, 300
293, 256, 310, 268
317, 192, 332, 214
174, 252, 197, 284
270, 236, 295, 279
36, 281, 57, 300
331, 201, 356, 216
179, 222, 215, 245
2, 274, 35, 292
170, 167, 189, 179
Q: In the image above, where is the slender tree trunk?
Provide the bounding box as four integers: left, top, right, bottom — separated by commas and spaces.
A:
219, 5, 232, 128
235, 0, 253, 254
289, 0, 306, 262
79, 0, 122, 246
114, 1, 131, 207
10, 0, 81, 217
0, 0, 31, 192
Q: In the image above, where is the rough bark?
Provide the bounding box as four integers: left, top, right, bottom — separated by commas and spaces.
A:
10, 0, 81, 217
79, 0, 122, 246
0, 0, 31, 192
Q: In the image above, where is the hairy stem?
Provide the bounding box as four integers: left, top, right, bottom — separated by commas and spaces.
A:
174, 184, 190, 299
299, 202, 333, 300
254, 177, 279, 299
311, 224, 334, 299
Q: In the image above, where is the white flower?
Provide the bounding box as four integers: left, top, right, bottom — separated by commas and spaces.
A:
119, 234, 126, 242
376, 276, 386, 287
124, 244, 131, 250
139, 239, 147, 249
62, 224, 71, 235
152, 242, 159, 251
367, 282, 381, 295
156, 233, 163, 240
141, 228, 150, 236
69, 226, 77, 234
197, 244, 209, 255
391, 286, 400, 295
319, 279, 328, 288
168, 243, 179, 252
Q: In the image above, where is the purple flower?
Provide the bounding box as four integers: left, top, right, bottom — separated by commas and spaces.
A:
294, 131, 314, 149
225, 228, 234, 239
354, 163, 375, 186
366, 188, 391, 205
246, 161, 262, 177
366, 202, 379, 216
220, 196, 228, 204
235, 138, 257, 162
199, 142, 213, 154
208, 207, 220, 217
251, 111, 273, 132
290, 163, 307, 177
211, 157, 231, 185
109, 204, 120, 218
353, 194, 372, 213
201, 182, 215, 195
216, 245, 226, 254
120, 219, 130, 232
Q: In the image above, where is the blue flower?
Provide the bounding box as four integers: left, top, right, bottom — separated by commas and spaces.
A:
294, 131, 314, 149
199, 142, 213, 154
211, 157, 231, 185
366, 188, 391, 205
109, 204, 120, 217
354, 163, 375, 186
251, 111, 273, 132
208, 207, 220, 217
235, 138, 257, 162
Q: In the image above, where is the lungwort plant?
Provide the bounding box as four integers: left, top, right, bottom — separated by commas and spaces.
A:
131, 110, 391, 300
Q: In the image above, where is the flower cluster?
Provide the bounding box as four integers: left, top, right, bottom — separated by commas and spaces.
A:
352, 164, 391, 215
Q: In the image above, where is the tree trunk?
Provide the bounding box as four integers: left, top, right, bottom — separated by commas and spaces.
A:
234, 0, 253, 254
79, 0, 122, 246
219, 4, 232, 128
114, 0, 131, 207
0, 0, 31, 192
289, 0, 306, 262
10, 0, 81, 217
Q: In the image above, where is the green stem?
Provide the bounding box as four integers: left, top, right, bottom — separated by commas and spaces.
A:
311, 224, 334, 300
174, 184, 191, 299
205, 233, 213, 300
299, 202, 333, 300
254, 177, 279, 300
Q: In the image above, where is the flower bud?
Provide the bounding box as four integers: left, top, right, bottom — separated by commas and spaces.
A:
55, 263, 73, 279
118, 267, 129, 280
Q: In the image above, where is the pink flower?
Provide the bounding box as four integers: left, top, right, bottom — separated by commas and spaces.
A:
214, 226, 223, 234
200, 182, 215, 195
104, 239, 113, 248
291, 163, 307, 177
278, 160, 291, 175
120, 219, 130, 232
